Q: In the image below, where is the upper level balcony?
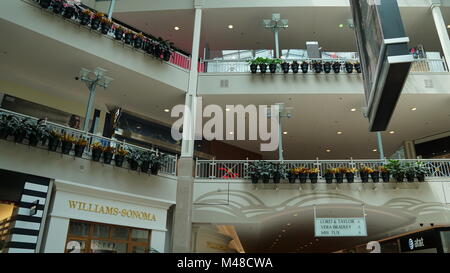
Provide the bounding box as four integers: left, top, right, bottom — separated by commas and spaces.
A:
197, 49, 450, 95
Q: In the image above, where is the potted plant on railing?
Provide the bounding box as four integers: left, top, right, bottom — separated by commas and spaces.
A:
261, 162, 272, 183
113, 25, 124, 41
248, 57, 264, 74
312, 61, 323, 73
287, 168, 297, 184
332, 62, 341, 73
103, 146, 115, 164
150, 152, 166, 175
124, 30, 134, 45
47, 130, 61, 152
13, 118, 30, 143
26, 119, 46, 147
324, 168, 336, 184
245, 162, 260, 184
268, 59, 282, 73
291, 61, 299, 73
114, 147, 128, 167
60, 133, 75, 154
62, 1, 78, 20
79, 9, 92, 26
74, 137, 87, 157
300, 61, 309, 73
309, 168, 319, 184
370, 167, 380, 183
0, 113, 19, 140
298, 167, 309, 184
404, 162, 416, 182
91, 142, 104, 162
359, 166, 373, 183
345, 62, 354, 73
90, 12, 104, 31
126, 149, 141, 171
139, 151, 152, 173
379, 166, 390, 182
345, 167, 357, 183
259, 58, 268, 74
385, 160, 405, 182
153, 38, 164, 58
100, 17, 113, 35
134, 33, 145, 49
39, 0, 52, 9
280, 61, 290, 73
335, 167, 346, 183
354, 62, 362, 73
271, 163, 287, 184
323, 62, 332, 73
414, 162, 428, 182
160, 40, 173, 62
51, 0, 64, 15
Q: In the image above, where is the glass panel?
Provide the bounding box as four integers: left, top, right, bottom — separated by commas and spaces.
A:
68, 221, 90, 237
66, 239, 87, 253
91, 240, 127, 253
92, 224, 110, 238
130, 245, 148, 253
111, 226, 129, 240
441, 231, 450, 253
131, 229, 149, 242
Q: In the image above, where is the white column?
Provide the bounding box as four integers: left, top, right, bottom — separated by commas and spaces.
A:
431, 2, 450, 69
181, 6, 203, 158
42, 216, 69, 253
150, 230, 166, 253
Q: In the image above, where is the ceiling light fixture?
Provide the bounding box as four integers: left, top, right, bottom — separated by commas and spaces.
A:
283, 131, 288, 135
174, 26, 180, 31
350, 108, 357, 112
287, 223, 291, 226
225, 108, 230, 112
164, 109, 170, 113
373, 149, 377, 152
229, 132, 234, 135
389, 131, 395, 134
411, 107, 417, 111
337, 131, 342, 135
228, 25, 234, 29
326, 149, 331, 153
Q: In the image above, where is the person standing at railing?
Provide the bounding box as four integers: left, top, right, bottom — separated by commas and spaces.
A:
67, 114, 81, 130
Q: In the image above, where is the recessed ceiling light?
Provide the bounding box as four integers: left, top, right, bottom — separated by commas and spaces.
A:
164, 109, 170, 112
373, 149, 377, 152
225, 108, 230, 112
228, 24, 234, 29
174, 26, 180, 31
337, 131, 342, 135
286, 223, 291, 226
229, 132, 234, 135
350, 108, 357, 112
282, 230, 286, 232
326, 149, 331, 152
448, 25, 450, 29
411, 107, 417, 111
293, 213, 298, 217
389, 131, 395, 134
283, 131, 288, 135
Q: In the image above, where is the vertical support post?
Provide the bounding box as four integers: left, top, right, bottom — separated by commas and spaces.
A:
278, 112, 283, 162
376, 132, 385, 160
107, 0, 116, 20
83, 82, 97, 132
274, 30, 280, 58
431, 2, 450, 69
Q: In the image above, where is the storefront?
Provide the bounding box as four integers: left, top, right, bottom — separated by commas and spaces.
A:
42, 180, 172, 253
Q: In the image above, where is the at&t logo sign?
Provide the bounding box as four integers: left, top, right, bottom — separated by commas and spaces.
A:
408, 237, 424, 250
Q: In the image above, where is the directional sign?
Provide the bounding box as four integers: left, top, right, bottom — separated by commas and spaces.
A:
315, 217, 367, 237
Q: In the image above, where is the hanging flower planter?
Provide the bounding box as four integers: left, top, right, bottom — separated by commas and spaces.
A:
324, 173, 334, 184
79, 10, 92, 26
309, 169, 319, 184
60, 134, 74, 155
47, 131, 61, 152
250, 64, 258, 73
129, 159, 139, 171
134, 34, 145, 49
74, 144, 85, 157
345, 168, 357, 183
91, 142, 104, 162
335, 172, 344, 184
62, 4, 77, 19
39, 0, 52, 9
251, 175, 259, 184
114, 26, 124, 41
151, 163, 161, 175
28, 135, 39, 147
281, 62, 290, 73
300, 61, 309, 73
90, 13, 103, 31
114, 148, 128, 167
323, 62, 332, 73
332, 62, 341, 73
103, 146, 114, 164
153, 44, 162, 58
262, 174, 270, 184
345, 62, 354, 73
370, 171, 380, 183
51, 0, 64, 14
124, 31, 134, 44
259, 63, 267, 73
163, 50, 172, 62
141, 160, 150, 173
291, 61, 299, 73
100, 18, 113, 35
381, 171, 390, 182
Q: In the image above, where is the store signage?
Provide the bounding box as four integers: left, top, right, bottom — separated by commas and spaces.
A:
399, 230, 438, 252
315, 217, 367, 237
67, 200, 157, 221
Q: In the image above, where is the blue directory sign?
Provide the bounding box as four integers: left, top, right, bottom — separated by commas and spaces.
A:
315, 217, 367, 237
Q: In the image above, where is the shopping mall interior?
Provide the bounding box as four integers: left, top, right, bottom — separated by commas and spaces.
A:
0, 0, 450, 253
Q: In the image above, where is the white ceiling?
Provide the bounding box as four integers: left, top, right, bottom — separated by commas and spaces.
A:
114, 6, 450, 56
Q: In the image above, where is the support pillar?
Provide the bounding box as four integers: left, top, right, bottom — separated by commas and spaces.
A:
403, 140, 417, 159
431, 1, 450, 69
171, 2, 203, 253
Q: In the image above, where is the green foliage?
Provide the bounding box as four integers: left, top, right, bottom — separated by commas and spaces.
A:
271, 163, 288, 179
245, 160, 273, 177
385, 160, 405, 176
414, 162, 429, 176
248, 57, 268, 65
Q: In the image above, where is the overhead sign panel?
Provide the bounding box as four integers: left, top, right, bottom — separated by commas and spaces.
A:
315, 217, 367, 237
350, 0, 413, 132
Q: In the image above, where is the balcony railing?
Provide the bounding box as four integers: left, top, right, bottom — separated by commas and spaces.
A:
0, 108, 177, 176
195, 159, 450, 182
200, 54, 448, 73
